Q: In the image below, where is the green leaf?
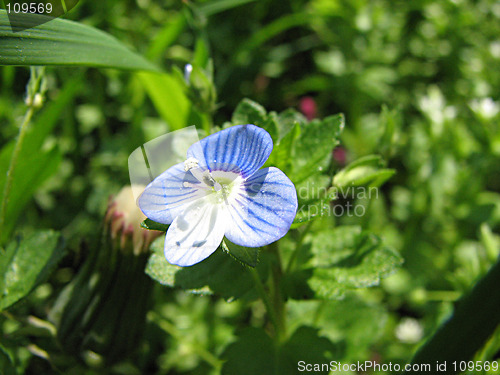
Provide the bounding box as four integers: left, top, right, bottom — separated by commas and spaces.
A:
266, 121, 300, 174
0, 147, 61, 243
0, 77, 80, 243
137, 71, 191, 131
231, 99, 279, 143
221, 327, 274, 375
291, 114, 344, 183
221, 326, 341, 375
0, 230, 65, 311
232, 99, 267, 126
291, 200, 331, 228
0, 344, 17, 375
291, 174, 334, 228
221, 238, 259, 267
286, 226, 403, 300
146, 13, 187, 61
0, 10, 159, 72
409, 257, 500, 374
276, 108, 307, 138
311, 295, 387, 359
140, 218, 169, 232
196, 0, 257, 17
333, 154, 395, 188
145, 237, 263, 300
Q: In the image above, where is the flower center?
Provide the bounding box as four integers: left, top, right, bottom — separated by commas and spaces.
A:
183, 158, 242, 204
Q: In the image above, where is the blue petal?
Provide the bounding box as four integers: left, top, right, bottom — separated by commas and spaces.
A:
224, 167, 298, 247
138, 162, 209, 224
187, 125, 273, 179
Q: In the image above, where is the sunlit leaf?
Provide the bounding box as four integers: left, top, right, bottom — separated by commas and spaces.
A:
291, 114, 344, 183
137, 71, 191, 131
285, 226, 403, 299
0, 10, 159, 72
333, 154, 395, 188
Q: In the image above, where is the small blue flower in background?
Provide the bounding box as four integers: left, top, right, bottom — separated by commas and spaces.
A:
138, 125, 298, 266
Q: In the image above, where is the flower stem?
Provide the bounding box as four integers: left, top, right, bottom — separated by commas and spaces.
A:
285, 221, 313, 274
249, 267, 279, 333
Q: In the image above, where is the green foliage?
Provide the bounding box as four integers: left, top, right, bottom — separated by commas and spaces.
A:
410, 257, 500, 373
290, 114, 344, 183
137, 71, 191, 131
0, 344, 16, 375
285, 226, 403, 300
0, 75, 80, 243
141, 218, 169, 232
146, 237, 264, 301
0, 230, 64, 311
221, 326, 341, 375
221, 239, 260, 268
287, 295, 388, 360
1, 0, 500, 372
333, 155, 395, 189
0, 10, 158, 72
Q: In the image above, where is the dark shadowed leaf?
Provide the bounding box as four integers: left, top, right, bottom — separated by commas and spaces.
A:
0, 230, 65, 311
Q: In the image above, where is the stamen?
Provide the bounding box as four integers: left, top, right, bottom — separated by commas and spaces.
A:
184, 157, 199, 172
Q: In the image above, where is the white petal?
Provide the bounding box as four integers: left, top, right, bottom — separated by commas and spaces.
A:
164, 197, 227, 266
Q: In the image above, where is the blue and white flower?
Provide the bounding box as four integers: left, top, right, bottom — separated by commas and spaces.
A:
138, 124, 298, 266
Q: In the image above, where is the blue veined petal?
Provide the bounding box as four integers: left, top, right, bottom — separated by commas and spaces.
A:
138, 162, 210, 224
187, 125, 273, 179
224, 167, 298, 247
164, 197, 227, 266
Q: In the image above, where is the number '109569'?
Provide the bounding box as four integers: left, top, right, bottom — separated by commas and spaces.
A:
6, 2, 53, 14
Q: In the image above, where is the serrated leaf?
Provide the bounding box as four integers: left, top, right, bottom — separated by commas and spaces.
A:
291, 174, 334, 228
232, 98, 267, 126
292, 200, 331, 228
0, 10, 159, 72
221, 238, 259, 267
232, 99, 279, 142
286, 226, 403, 300
291, 114, 344, 183
141, 218, 169, 232
221, 326, 341, 375
146, 237, 263, 300
0, 230, 65, 311
266, 121, 300, 174
276, 108, 307, 138
333, 154, 395, 188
